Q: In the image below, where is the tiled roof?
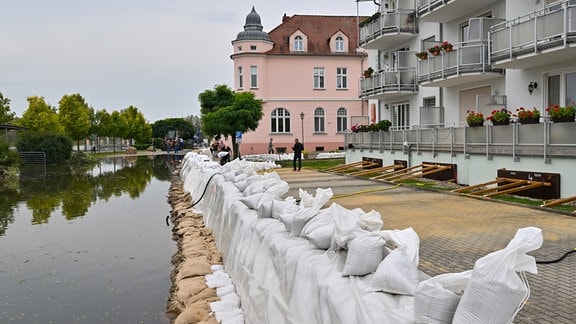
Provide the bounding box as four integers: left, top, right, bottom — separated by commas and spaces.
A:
267, 15, 366, 56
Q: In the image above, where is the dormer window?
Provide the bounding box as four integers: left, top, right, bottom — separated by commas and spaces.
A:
294, 36, 303, 51
250, 45, 257, 51
335, 37, 344, 52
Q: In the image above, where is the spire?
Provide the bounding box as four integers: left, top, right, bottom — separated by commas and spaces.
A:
234, 7, 271, 41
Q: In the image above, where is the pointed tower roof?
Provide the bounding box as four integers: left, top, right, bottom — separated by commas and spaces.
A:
234, 6, 271, 42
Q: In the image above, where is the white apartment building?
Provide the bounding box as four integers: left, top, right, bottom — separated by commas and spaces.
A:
348, 0, 576, 198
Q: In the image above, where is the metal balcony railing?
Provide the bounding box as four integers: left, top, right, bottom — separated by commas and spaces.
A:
359, 9, 417, 47
417, 41, 504, 83
490, 0, 576, 62
360, 51, 418, 98
345, 121, 576, 163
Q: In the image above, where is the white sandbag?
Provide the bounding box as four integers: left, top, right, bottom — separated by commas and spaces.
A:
271, 198, 298, 219
414, 270, 472, 324
239, 193, 265, 210
342, 232, 386, 276
291, 207, 319, 237
265, 180, 290, 197
301, 208, 335, 249
258, 200, 273, 218
217, 151, 229, 158
371, 244, 420, 295
291, 188, 333, 236
453, 227, 543, 324
357, 210, 383, 232
329, 203, 363, 251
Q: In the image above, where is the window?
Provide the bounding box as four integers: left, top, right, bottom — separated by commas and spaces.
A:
250, 45, 257, 51
238, 66, 243, 89
250, 66, 258, 88
336, 67, 348, 89
337, 108, 347, 132
546, 71, 576, 108
423, 97, 436, 107
392, 102, 410, 129
294, 36, 303, 51
314, 67, 325, 89
335, 36, 344, 52
271, 108, 291, 133
314, 108, 325, 133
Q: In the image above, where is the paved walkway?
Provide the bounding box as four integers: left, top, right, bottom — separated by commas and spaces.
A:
276, 168, 576, 324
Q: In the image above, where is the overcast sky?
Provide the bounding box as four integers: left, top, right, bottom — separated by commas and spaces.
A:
0, 1, 374, 122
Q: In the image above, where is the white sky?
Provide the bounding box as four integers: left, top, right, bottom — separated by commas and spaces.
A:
0, 0, 374, 122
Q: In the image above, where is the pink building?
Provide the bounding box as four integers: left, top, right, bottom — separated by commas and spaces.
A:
231, 7, 367, 155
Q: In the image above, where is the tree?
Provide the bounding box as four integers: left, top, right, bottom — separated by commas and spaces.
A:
0, 92, 16, 124
59, 94, 92, 151
200, 87, 263, 159
152, 118, 196, 140
198, 84, 235, 115
120, 106, 151, 146
19, 96, 63, 133
109, 110, 128, 152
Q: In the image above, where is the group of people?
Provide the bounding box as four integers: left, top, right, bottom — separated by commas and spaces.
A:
164, 137, 184, 154
210, 139, 232, 165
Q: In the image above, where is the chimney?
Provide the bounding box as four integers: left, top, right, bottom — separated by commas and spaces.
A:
282, 13, 289, 22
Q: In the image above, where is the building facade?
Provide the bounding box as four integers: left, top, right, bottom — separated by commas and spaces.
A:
350, 0, 576, 197
231, 7, 367, 155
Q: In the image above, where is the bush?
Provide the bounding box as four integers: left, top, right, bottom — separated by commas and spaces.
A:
0, 139, 19, 167
16, 132, 73, 164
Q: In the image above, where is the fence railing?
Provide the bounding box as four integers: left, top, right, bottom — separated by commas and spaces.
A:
18, 152, 47, 180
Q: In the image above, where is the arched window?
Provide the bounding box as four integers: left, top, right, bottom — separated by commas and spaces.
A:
294, 36, 303, 52
335, 36, 344, 52
314, 108, 325, 133
271, 108, 291, 133
337, 107, 347, 132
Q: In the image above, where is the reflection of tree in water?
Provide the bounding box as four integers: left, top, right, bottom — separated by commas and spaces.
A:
1, 156, 171, 230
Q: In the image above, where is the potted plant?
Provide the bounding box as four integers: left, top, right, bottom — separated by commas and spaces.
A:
363, 67, 374, 78
428, 44, 442, 56
415, 51, 428, 60
488, 108, 512, 125
516, 107, 541, 124
546, 104, 576, 122
466, 110, 484, 127
441, 41, 453, 52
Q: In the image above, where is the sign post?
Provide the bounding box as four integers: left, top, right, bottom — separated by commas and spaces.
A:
235, 131, 242, 159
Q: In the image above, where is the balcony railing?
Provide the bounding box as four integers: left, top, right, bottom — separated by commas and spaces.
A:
360, 51, 417, 98
417, 0, 500, 23
345, 121, 576, 163
490, 0, 576, 67
417, 41, 504, 86
359, 8, 417, 49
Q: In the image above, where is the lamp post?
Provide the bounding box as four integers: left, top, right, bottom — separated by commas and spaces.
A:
300, 112, 305, 146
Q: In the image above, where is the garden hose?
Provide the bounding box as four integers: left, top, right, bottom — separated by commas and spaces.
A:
536, 247, 576, 264
331, 183, 402, 199
166, 171, 220, 226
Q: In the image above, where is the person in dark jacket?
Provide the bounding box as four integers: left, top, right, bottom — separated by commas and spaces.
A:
292, 138, 304, 171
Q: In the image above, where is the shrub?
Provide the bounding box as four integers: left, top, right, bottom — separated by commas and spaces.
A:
16, 132, 73, 164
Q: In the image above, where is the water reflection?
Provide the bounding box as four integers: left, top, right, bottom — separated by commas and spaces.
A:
0, 154, 179, 323
1, 155, 176, 233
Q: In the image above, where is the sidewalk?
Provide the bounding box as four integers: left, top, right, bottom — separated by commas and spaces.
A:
276, 168, 576, 324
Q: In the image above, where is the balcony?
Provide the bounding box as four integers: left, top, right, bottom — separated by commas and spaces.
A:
417, 41, 504, 87
489, 0, 576, 69
360, 51, 418, 99
417, 0, 500, 23
359, 7, 417, 50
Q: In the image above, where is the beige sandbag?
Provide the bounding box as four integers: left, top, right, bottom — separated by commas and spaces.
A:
174, 301, 211, 324
177, 258, 212, 280
197, 315, 219, 324
176, 277, 207, 301
183, 287, 218, 306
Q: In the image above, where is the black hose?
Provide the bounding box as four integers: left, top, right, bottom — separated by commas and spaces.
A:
166, 171, 220, 227
536, 248, 576, 264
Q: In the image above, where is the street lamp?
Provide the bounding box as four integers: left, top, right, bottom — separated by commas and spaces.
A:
300, 112, 305, 146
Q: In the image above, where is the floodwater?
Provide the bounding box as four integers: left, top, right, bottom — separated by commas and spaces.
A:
0, 155, 180, 323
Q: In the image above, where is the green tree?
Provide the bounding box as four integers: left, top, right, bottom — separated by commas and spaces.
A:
200, 87, 263, 159
109, 110, 128, 152
59, 94, 92, 151
120, 106, 152, 146
152, 118, 196, 140
0, 92, 16, 124
198, 84, 235, 115
19, 96, 63, 133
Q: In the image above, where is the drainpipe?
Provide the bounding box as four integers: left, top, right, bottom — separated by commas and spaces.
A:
439, 23, 444, 110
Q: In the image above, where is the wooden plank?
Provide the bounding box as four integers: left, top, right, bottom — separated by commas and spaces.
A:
484, 182, 547, 197
470, 180, 527, 196
452, 179, 504, 193
392, 166, 453, 182
542, 195, 576, 207
348, 164, 398, 176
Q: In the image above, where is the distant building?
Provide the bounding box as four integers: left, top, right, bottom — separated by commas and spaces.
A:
231, 7, 367, 155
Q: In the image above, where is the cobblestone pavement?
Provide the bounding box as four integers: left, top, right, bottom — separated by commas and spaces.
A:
277, 168, 576, 324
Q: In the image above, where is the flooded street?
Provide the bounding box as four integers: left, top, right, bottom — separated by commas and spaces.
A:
0, 155, 178, 323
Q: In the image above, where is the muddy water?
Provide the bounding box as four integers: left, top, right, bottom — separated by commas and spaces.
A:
0, 155, 179, 323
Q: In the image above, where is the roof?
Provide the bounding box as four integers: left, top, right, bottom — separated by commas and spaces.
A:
234, 6, 271, 42
266, 14, 365, 56
0, 124, 27, 131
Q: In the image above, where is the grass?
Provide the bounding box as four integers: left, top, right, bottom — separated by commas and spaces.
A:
276, 158, 345, 170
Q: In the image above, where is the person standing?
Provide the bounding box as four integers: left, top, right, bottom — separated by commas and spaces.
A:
292, 138, 304, 171
268, 138, 274, 154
